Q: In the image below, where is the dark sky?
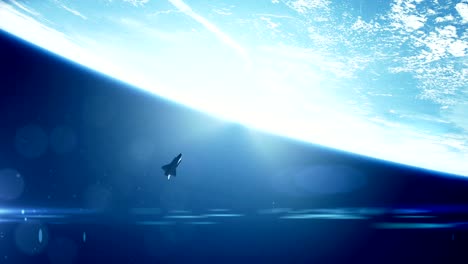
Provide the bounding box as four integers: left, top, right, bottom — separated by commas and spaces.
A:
1, 29, 468, 263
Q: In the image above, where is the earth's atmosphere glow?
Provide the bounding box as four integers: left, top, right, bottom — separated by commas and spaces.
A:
0, 0, 467, 176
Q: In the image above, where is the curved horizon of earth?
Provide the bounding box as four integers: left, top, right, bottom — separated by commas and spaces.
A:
0, 0, 467, 176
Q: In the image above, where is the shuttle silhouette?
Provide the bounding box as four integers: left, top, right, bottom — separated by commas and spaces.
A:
162, 153, 182, 180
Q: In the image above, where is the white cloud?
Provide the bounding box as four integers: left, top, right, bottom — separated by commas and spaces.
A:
167, 0, 250, 67
277, 0, 468, 110
379, 0, 468, 107
455, 2, 468, 23
60, 4, 88, 20
254, 13, 293, 19
435, 14, 454, 23
213, 8, 232, 16
438, 25, 457, 38
118, 17, 183, 41
149, 9, 179, 16
260, 17, 280, 30
427, 9, 437, 15
123, 0, 149, 7
448, 39, 468, 56
351, 17, 377, 31
388, 0, 427, 31
404, 14, 426, 30
286, 0, 331, 13
9, 0, 40, 16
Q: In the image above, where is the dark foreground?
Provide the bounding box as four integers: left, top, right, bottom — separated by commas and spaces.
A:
2, 205, 468, 263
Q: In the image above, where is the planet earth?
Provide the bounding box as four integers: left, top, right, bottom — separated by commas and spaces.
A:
1, 0, 467, 176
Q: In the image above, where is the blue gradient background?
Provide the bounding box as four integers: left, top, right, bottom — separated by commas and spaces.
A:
1, 30, 468, 263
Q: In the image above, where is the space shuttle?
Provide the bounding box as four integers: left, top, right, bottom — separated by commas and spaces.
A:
162, 153, 182, 180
